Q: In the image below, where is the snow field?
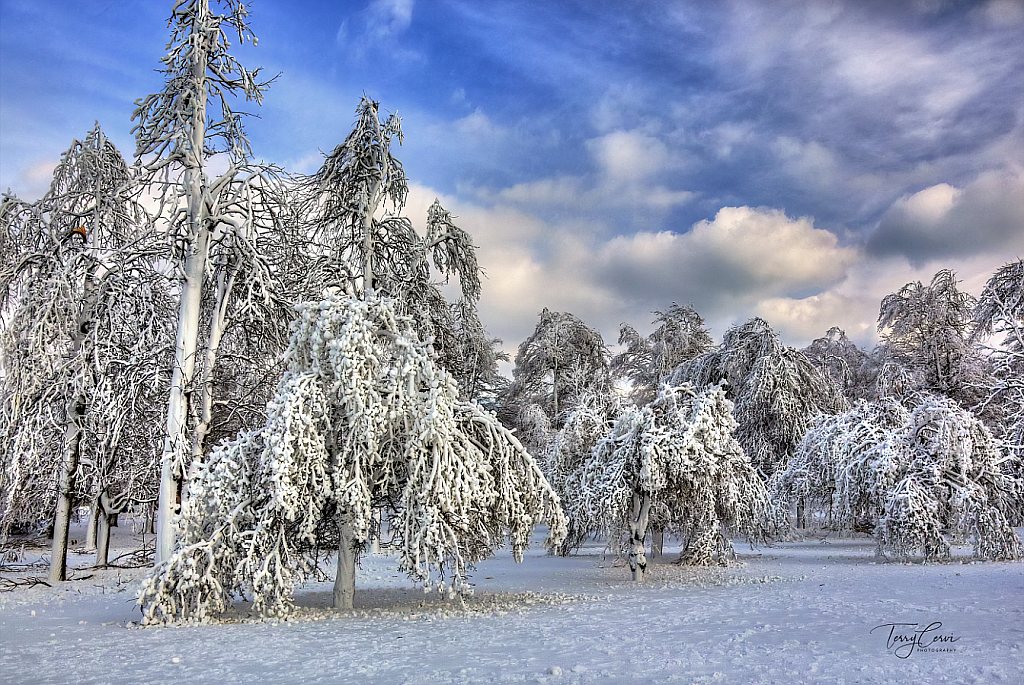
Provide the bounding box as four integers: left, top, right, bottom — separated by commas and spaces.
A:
1, 526, 1022, 684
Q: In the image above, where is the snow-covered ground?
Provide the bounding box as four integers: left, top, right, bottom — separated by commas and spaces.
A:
1, 522, 1022, 684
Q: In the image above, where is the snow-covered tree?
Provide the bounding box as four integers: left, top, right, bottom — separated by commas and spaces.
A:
612, 303, 713, 406
775, 393, 1023, 561
131, 0, 299, 564
878, 269, 989, 410
541, 389, 622, 554
138, 295, 566, 622
669, 317, 848, 479
297, 98, 504, 404
0, 126, 172, 579
562, 383, 784, 579
802, 326, 880, 402
502, 309, 611, 449
973, 260, 1024, 465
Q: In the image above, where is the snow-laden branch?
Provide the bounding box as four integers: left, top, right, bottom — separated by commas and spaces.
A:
775, 393, 1023, 561
138, 294, 566, 623
562, 383, 786, 577
669, 317, 848, 479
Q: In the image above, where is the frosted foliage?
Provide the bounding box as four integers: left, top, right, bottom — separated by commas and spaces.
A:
973, 260, 1024, 466
802, 327, 880, 402
563, 384, 784, 567
542, 391, 620, 553
138, 295, 566, 623
513, 403, 554, 459
670, 318, 848, 478
612, 304, 713, 406
776, 395, 1023, 561
132, 0, 269, 167
299, 99, 500, 402
0, 126, 170, 536
504, 309, 610, 429
878, 269, 981, 404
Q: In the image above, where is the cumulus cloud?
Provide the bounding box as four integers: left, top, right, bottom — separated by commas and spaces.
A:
755, 292, 877, 348
867, 170, 1024, 265
594, 207, 858, 310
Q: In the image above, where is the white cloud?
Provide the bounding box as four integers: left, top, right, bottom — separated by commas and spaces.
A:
868, 170, 1024, 264
490, 177, 587, 207
455, 109, 505, 140
594, 207, 858, 309
587, 130, 672, 185
756, 291, 875, 347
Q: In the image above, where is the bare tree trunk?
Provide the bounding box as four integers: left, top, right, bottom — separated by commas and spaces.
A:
333, 520, 357, 609
628, 490, 652, 581
85, 495, 100, 550
95, 491, 119, 567
48, 249, 102, 582
157, 11, 210, 565
189, 263, 236, 467
96, 508, 111, 567
650, 527, 664, 559
49, 394, 85, 582
369, 508, 381, 554
797, 498, 806, 529
551, 365, 559, 418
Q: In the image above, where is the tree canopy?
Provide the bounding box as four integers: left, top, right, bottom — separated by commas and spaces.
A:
138, 295, 566, 622
775, 393, 1023, 561
561, 383, 784, 578
669, 317, 848, 479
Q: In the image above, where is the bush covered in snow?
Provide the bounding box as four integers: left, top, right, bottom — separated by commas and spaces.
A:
775, 393, 1023, 561
138, 294, 566, 623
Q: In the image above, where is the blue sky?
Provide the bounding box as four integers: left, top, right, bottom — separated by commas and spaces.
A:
2, 0, 1022, 356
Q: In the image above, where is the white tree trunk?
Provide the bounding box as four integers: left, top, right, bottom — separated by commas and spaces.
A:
94, 491, 117, 567
96, 508, 111, 567
190, 265, 235, 466
369, 508, 381, 554
628, 491, 651, 581
333, 521, 357, 609
49, 253, 101, 582
85, 496, 100, 550
48, 394, 85, 582
156, 12, 210, 565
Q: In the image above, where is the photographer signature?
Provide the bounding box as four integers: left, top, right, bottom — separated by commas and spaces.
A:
870, 621, 960, 658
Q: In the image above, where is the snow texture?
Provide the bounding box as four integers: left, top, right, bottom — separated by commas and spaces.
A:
2, 522, 1023, 684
